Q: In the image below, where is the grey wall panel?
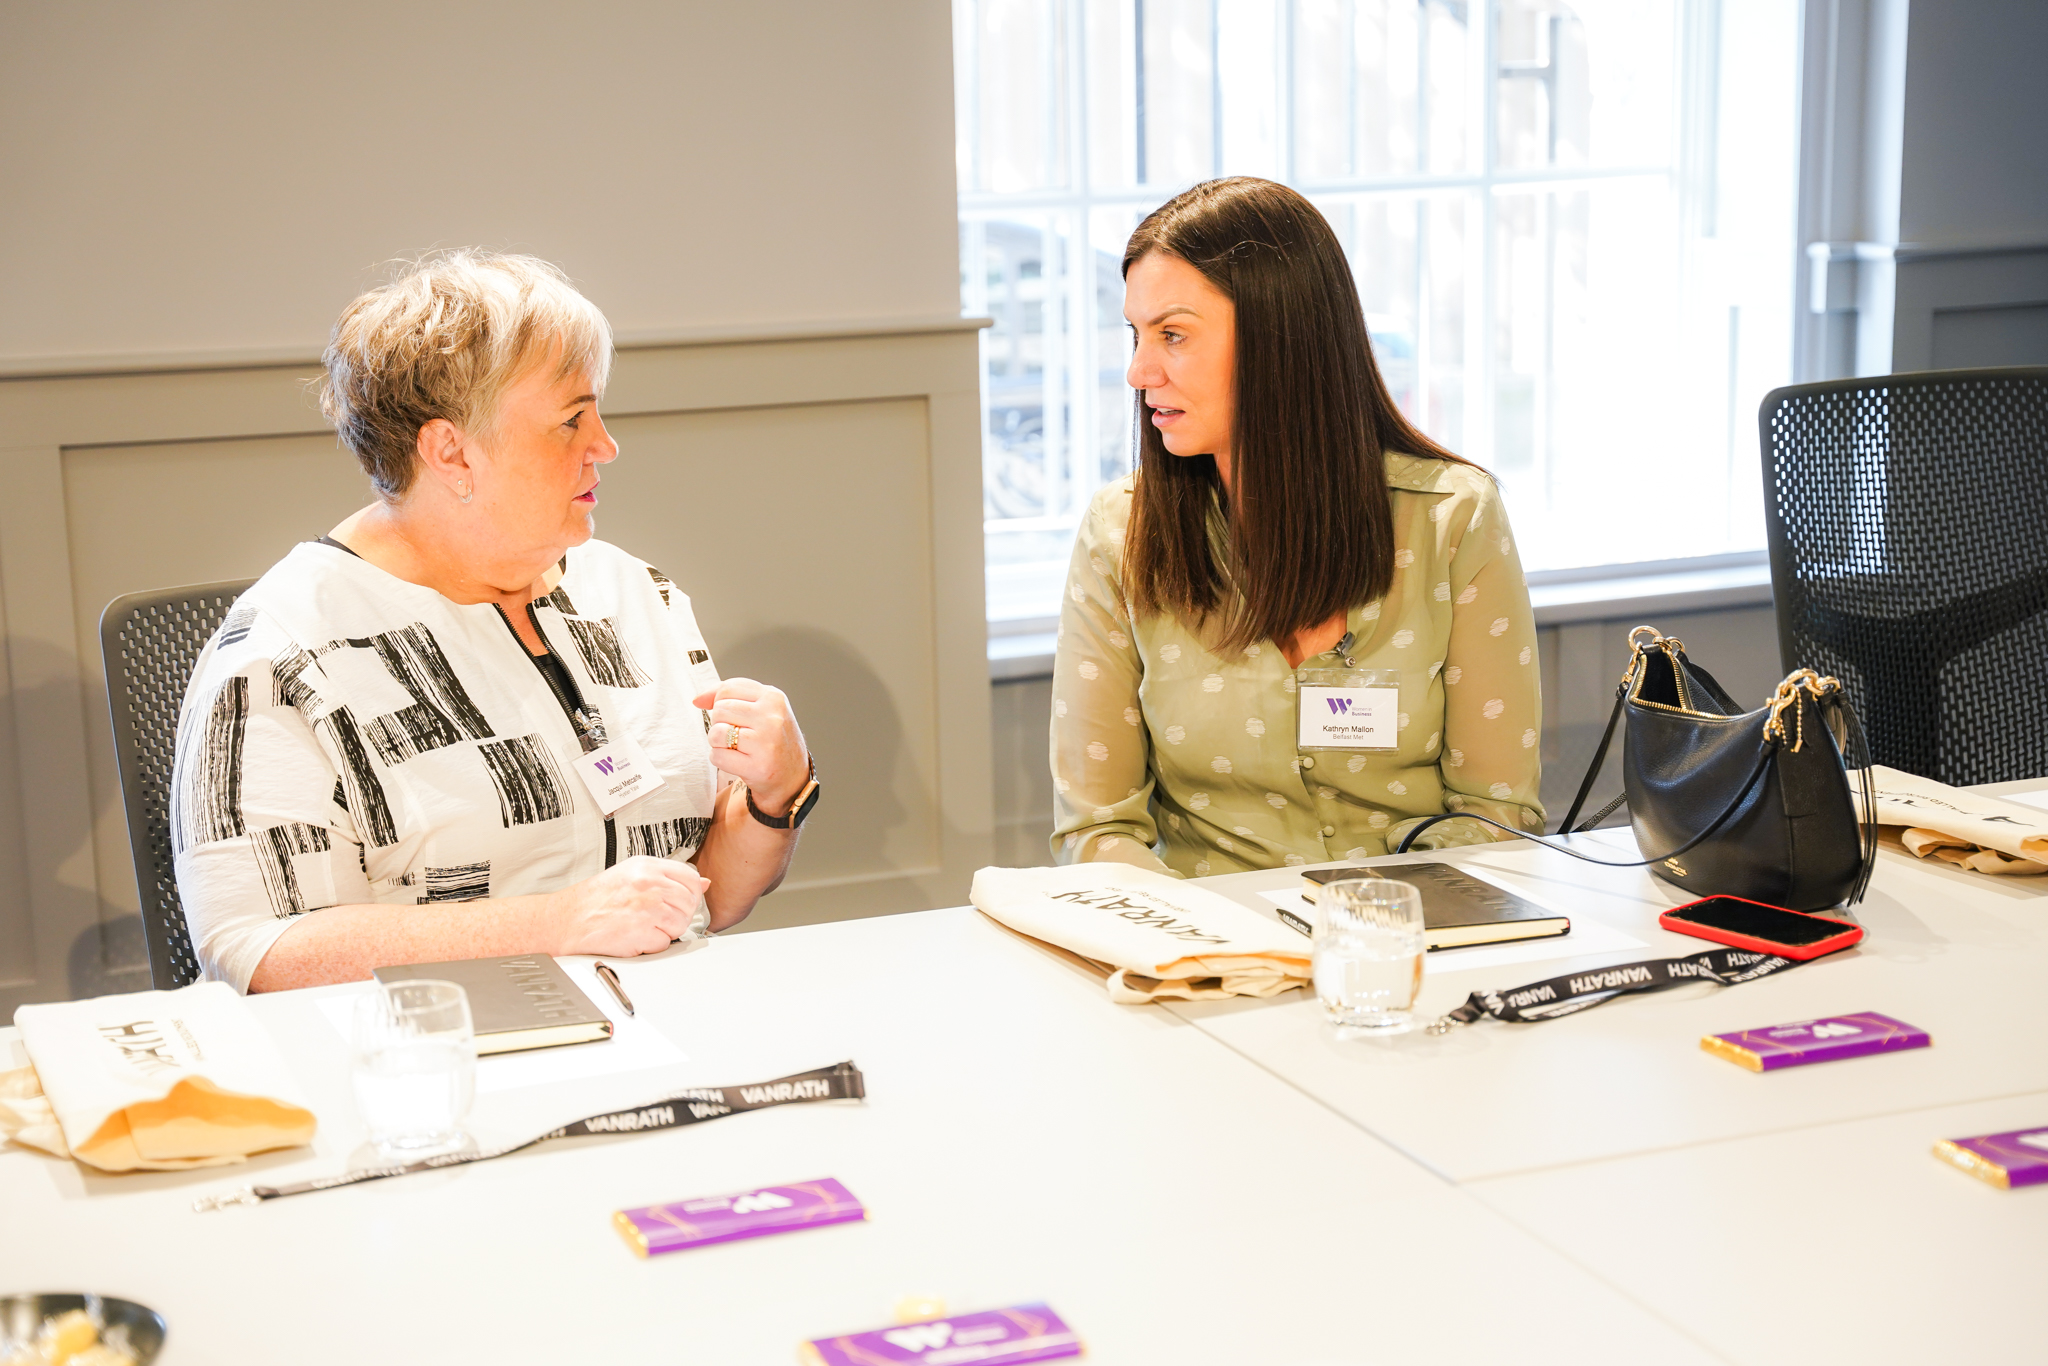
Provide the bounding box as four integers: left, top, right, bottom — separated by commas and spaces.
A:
1931, 303, 2048, 370
598, 400, 941, 892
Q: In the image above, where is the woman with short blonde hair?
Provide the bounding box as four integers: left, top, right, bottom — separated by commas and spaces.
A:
172, 250, 821, 991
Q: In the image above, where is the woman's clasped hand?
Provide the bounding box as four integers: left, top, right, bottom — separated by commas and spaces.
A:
548, 856, 714, 956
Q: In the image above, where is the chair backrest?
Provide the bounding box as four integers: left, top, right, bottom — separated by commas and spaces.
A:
99, 579, 257, 989
1760, 366, 2048, 784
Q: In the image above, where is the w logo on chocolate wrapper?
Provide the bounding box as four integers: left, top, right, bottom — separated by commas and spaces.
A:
731, 1190, 793, 1214
1811, 1022, 1862, 1039
883, 1324, 953, 1351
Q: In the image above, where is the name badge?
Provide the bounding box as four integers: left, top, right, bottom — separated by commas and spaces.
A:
571, 730, 668, 817
1297, 667, 1400, 751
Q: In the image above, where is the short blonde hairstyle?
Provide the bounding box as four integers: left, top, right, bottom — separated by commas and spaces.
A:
318, 250, 614, 497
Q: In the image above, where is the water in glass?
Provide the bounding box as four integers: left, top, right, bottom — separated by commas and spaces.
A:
351, 979, 476, 1156
1314, 878, 1426, 1034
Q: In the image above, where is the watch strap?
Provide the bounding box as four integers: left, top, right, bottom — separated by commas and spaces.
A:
746, 757, 820, 830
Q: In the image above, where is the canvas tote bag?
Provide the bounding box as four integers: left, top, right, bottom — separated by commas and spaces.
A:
2, 981, 316, 1171
971, 864, 1310, 1003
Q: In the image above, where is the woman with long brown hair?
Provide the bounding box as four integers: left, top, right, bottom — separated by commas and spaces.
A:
1050, 178, 1543, 875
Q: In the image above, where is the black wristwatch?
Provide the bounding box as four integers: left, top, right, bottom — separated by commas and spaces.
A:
745, 756, 821, 830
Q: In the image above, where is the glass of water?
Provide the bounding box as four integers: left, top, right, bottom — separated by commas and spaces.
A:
351, 979, 476, 1158
1314, 878, 1427, 1035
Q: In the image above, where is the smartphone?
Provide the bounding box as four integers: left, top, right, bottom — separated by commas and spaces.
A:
1658, 895, 1864, 960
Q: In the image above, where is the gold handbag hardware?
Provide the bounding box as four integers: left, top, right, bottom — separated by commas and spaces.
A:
1762, 669, 1845, 752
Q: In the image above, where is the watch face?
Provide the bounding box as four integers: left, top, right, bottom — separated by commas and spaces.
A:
793, 779, 821, 824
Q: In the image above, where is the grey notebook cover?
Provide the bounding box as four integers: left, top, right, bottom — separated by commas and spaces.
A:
374, 954, 615, 1055
1299, 861, 1570, 948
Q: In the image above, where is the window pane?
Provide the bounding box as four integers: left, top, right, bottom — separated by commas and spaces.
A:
1423, 191, 1470, 451
961, 0, 1797, 618
966, 216, 1062, 523
1091, 205, 1145, 491
1138, 0, 1217, 186
967, 0, 1072, 193
1086, 0, 1139, 189
1497, 0, 1675, 172
1293, 0, 1424, 181
1216, 0, 1282, 178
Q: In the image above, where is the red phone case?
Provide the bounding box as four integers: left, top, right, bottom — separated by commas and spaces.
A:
1658, 896, 1864, 961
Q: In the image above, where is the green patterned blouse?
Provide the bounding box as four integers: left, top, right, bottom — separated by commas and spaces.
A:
1049, 454, 1545, 876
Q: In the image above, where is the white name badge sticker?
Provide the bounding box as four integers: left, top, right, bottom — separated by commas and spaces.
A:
1296, 667, 1401, 751
571, 730, 668, 817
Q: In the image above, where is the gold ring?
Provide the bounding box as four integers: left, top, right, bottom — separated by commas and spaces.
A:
724, 725, 744, 751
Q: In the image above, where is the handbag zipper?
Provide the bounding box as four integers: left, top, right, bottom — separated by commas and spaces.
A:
493, 603, 617, 869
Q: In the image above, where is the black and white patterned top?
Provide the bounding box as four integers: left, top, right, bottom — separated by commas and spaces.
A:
170, 538, 724, 991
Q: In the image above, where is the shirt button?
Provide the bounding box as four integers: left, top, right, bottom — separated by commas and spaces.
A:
1300, 756, 1316, 770
1321, 825, 1337, 838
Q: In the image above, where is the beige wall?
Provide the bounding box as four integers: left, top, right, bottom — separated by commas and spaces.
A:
0, 0, 961, 368
0, 1, 985, 1008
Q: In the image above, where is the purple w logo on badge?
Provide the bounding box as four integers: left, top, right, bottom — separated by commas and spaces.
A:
594, 755, 618, 776
1326, 697, 1354, 714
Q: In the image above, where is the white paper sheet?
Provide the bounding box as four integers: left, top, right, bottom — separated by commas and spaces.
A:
1255, 888, 1646, 976
315, 958, 686, 1094
1999, 787, 2048, 813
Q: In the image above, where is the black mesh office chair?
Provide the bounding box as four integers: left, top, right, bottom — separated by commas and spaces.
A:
99, 580, 256, 989
1759, 366, 2048, 785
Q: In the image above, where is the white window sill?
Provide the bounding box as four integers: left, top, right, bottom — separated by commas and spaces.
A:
988, 553, 1774, 681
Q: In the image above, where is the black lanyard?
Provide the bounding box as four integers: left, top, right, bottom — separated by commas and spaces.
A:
193, 1061, 865, 1211
1428, 949, 1801, 1032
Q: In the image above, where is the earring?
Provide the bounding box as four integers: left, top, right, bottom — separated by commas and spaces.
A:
457, 482, 473, 504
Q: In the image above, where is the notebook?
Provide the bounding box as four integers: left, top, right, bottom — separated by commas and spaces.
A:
1294, 861, 1571, 950
373, 954, 614, 1056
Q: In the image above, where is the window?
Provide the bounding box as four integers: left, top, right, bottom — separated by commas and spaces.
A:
955, 0, 1801, 625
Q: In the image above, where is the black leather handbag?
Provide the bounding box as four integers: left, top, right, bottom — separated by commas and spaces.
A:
1398, 626, 1877, 910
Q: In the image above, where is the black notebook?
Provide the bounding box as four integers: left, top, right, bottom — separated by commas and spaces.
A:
1292, 862, 1571, 950
374, 954, 615, 1056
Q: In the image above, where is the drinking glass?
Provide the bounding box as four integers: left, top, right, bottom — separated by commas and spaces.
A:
1314, 878, 1427, 1034
351, 979, 476, 1157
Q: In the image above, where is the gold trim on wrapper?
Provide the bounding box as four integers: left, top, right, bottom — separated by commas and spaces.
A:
1933, 1139, 2013, 1190
612, 1209, 652, 1257
1699, 1035, 1766, 1072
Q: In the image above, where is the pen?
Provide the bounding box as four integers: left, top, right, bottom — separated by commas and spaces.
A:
593, 960, 636, 1017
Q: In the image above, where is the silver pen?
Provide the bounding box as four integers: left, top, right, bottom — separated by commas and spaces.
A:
593, 960, 636, 1017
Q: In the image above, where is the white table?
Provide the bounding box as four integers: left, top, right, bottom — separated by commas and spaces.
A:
2, 908, 1713, 1365
1177, 823, 2048, 1361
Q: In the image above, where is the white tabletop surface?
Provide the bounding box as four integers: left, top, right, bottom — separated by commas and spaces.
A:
1468, 1089, 2048, 1364
1175, 830, 2048, 1181
1, 907, 1716, 1365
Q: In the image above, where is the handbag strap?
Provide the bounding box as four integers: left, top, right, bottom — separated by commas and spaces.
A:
1393, 742, 1774, 868
1557, 680, 1628, 835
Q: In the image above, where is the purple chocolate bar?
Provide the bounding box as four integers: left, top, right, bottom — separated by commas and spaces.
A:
1934, 1128, 2048, 1190
613, 1178, 865, 1257
801, 1304, 1082, 1366
1701, 1011, 1929, 1072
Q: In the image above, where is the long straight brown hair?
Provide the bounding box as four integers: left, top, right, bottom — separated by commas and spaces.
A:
1122, 177, 1470, 655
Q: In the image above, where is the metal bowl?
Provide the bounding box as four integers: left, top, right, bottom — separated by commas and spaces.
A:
0, 1294, 166, 1364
